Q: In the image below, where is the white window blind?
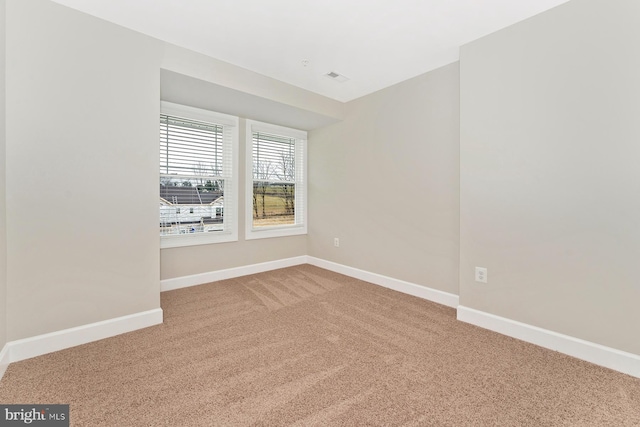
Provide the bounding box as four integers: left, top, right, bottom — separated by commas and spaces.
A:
160, 102, 238, 247
160, 115, 224, 177
246, 120, 307, 239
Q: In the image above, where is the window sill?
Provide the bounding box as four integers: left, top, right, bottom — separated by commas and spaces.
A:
245, 224, 307, 240
160, 231, 238, 249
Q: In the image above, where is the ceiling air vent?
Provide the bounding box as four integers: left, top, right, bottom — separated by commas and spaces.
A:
325, 71, 349, 83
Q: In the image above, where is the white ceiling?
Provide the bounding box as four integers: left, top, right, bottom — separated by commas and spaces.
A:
51, 0, 570, 102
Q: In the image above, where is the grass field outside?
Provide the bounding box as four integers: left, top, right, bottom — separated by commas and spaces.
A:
253, 191, 295, 227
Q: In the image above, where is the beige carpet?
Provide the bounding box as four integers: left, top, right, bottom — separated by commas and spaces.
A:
1, 265, 639, 426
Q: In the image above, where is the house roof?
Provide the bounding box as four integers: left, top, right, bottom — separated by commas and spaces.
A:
160, 185, 222, 205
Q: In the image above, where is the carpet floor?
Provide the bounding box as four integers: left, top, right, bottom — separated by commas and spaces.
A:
1, 265, 639, 426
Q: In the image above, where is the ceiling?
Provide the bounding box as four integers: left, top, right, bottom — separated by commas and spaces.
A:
51, 0, 570, 103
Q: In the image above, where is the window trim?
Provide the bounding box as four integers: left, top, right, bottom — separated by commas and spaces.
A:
160, 101, 239, 249
245, 120, 307, 240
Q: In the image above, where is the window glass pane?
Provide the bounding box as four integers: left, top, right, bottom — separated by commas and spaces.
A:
160, 112, 229, 239
252, 131, 296, 229
252, 132, 295, 182
160, 103, 239, 247
245, 120, 306, 240
252, 182, 295, 227
160, 176, 225, 236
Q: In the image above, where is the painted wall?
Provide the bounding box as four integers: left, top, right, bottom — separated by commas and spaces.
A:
0, 0, 7, 350
308, 63, 460, 295
161, 44, 344, 124
1, 1, 342, 303
5, 0, 163, 340
460, 0, 640, 355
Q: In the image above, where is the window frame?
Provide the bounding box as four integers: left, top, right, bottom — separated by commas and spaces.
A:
245, 120, 307, 240
160, 101, 239, 249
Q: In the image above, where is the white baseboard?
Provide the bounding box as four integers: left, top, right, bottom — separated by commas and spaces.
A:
160, 256, 308, 291
0, 343, 10, 380
457, 305, 640, 379
6, 308, 164, 365
307, 257, 459, 308
160, 256, 459, 308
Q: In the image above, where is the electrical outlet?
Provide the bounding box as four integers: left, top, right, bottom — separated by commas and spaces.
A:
334, 238, 340, 247
475, 267, 487, 283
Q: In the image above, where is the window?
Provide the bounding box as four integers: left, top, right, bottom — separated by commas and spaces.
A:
245, 120, 307, 239
160, 102, 238, 248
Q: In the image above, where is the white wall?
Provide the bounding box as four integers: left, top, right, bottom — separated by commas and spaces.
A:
460, 0, 640, 355
0, 0, 7, 349
1, 1, 345, 308
5, 0, 163, 340
308, 63, 460, 294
